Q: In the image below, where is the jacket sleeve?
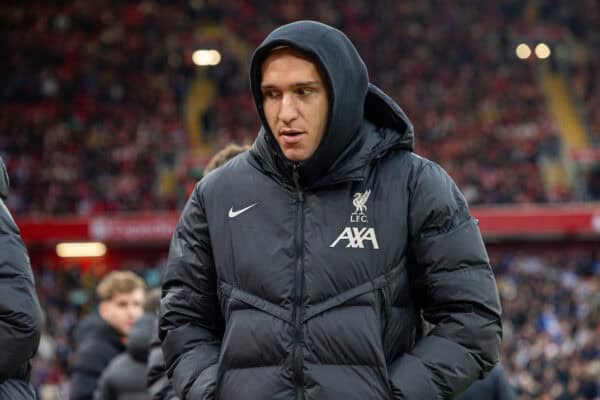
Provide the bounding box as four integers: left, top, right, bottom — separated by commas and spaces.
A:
69, 339, 116, 400
147, 321, 179, 400
93, 368, 116, 400
159, 182, 224, 400
0, 199, 42, 382
388, 161, 502, 399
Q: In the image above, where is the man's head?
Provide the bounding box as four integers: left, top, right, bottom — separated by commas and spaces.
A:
97, 271, 146, 336
205, 143, 251, 174
260, 47, 329, 162
250, 21, 369, 183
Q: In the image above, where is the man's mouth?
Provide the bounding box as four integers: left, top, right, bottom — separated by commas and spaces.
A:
280, 129, 305, 144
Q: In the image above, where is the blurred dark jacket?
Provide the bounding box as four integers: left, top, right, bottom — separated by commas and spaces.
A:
457, 366, 516, 400
94, 314, 155, 400
0, 157, 42, 400
70, 314, 125, 400
147, 321, 178, 400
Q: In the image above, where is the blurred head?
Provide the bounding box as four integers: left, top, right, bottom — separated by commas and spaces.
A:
97, 271, 146, 336
205, 143, 251, 174
260, 47, 329, 162
143, 287, 162, 315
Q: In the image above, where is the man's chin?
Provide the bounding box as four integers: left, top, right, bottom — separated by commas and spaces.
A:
282, 148, 309, 162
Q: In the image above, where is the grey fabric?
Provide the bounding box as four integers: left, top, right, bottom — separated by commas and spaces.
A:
456, 366, 516, 400
147, 322, 178, 400
0, 379, 37, 400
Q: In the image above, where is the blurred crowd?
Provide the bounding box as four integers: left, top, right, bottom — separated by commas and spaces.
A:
4, 0, 600, 214
491, 250, 600, 399
539, 0, 600, 144
28, 249, 599, 400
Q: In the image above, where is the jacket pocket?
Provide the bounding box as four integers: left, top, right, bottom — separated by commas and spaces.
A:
303, 274, 388, 322
219, 281, 292, 324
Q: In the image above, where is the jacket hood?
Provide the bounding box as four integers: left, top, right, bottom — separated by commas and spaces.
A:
250, 20, 413, 186
0, 157, 8, 200
127, 314, 155, 362
74, 314, 122, 346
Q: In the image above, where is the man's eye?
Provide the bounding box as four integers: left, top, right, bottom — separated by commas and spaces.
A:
297, 88, 313, 96
264, 91, 279, 99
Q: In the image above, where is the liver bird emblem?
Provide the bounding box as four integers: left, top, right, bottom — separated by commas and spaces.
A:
352, 190, 371, 215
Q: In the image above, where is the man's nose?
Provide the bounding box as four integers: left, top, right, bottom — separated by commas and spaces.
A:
278, 93, 299, 123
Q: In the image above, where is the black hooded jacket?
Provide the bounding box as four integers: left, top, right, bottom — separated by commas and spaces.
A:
147, 321, 178, 400
160, 21, 502, 400
94, 314, 155, 400
0, 157, 42, 400
70, 314, 125, 400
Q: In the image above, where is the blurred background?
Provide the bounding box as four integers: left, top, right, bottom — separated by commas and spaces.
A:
1, 0, 599, 399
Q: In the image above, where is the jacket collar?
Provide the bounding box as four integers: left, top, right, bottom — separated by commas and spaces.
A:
249, 83, 414, 189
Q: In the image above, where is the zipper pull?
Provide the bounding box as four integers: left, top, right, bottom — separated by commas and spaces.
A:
380, 287, 391, 320
292, 165, 304, 202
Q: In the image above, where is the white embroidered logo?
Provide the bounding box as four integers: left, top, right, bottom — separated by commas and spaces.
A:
351, 190, 371, 223
329, 227, 380, 249
228, 203, 258, 218
331, 189, 379, 249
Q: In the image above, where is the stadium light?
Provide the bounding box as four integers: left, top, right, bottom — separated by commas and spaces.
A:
192, 49, 222, 66
56, 242, 107, 258
515, 43, 531, 59
535, 43, 551, 59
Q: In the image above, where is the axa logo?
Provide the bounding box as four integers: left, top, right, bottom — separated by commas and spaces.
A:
330, 227, 379, 249
351, 190, 371, 223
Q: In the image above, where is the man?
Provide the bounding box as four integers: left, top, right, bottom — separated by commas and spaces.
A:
160, 20, 502, 400
0, 157, 42, 399
70, 271, 146, 400
94, 289, 161, 400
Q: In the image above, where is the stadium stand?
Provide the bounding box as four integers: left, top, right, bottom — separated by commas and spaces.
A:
5, 0, 600, 214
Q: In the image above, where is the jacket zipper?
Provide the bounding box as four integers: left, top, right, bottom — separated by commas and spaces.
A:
292, 165, 305, 400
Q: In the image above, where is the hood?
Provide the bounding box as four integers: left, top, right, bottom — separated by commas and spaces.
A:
250, 20, 368, 186
127, 313, 155, 362
0, 157, 8, 200
250, 21, 413, 186
74, 314, 124, 352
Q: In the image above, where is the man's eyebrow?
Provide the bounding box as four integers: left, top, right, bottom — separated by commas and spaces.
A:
261, 81, 322, 90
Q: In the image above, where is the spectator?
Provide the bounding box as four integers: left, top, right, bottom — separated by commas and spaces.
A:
69, 271, 146, 400
94, 289, 161, 400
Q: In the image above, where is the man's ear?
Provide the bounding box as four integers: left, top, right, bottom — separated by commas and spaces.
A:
98, 300, 110, 320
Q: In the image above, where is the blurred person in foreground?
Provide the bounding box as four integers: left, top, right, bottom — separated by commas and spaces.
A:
69, 271, 146, 400
160, 20, 502, 400
0, 157, 42, 399
94, 289, 162, 400
147, 143, 249, 400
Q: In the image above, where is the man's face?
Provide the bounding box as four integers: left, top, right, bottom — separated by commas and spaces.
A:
99, 288, 145, 337
261, 49, 329, 162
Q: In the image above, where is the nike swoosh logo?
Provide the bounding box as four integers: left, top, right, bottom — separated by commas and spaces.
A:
228, 203, 258, 218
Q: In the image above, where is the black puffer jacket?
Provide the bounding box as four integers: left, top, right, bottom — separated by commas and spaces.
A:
160, 20, 502, 400
70, 314, 125, 400
94, 314, 155, 400
0, 157, 42, 400
147, 322, 178, 400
